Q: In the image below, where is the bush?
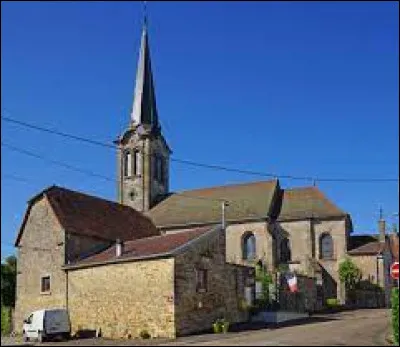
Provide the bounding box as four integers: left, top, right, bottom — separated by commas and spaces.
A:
326, 298, 339, 307
1, 306, 12, 336
139, 330, 150, 339
391, 288, 399, 346
212, 318, 229, 334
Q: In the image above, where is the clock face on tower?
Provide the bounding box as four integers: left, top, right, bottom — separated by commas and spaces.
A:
129, 189, 136, 201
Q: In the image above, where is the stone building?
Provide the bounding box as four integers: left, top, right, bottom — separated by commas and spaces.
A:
13, 185, 159, 334
65, 225, 250, 339
14, 15, 398, 339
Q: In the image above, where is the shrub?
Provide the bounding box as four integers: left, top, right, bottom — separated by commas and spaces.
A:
1, 306, 11, 336
212, 318, 229, 334
391, 288, 399, 346
326, 298, 339, 307
139, 330, 151, 339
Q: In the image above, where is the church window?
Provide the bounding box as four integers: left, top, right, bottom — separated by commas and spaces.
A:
123, 151, 132, 177
196, 268, 208, 293
157, 156, 163, 182
320, 233, 334, 259
133, 150, 140, 176
41, 275, 51, 293
242, 232, 256, 260
280, 237, 292, 263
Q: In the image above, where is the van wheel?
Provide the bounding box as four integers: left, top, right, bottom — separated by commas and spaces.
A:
22, 331, 29, 342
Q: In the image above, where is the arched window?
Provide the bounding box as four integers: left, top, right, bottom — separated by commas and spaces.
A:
320, 233, 333, 259
133, 150, 141, 176
242, 232, 256, 260
280, 237, 291, 263
123, 151, 132, 177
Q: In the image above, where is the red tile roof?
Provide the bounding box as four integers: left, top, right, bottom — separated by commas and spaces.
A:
66, 225, 215, 268
15, 185, 159, 246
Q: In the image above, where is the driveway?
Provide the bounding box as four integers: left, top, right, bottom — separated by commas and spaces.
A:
1, 309, 391, 346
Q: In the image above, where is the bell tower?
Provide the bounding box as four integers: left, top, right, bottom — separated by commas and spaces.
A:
115, 20, 171, 212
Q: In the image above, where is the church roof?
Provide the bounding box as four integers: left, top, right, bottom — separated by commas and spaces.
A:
15, 185, 159, 246
148, 180, 280, 228
130, 23, 159, 130
64, 225, 217, 269
277, 186, 348, 221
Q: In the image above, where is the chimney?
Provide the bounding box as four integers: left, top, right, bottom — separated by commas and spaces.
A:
378, 208, 386, 243
116, 239, 124, 257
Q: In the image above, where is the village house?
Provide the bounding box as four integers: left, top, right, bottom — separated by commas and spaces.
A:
14, 15, 399, 340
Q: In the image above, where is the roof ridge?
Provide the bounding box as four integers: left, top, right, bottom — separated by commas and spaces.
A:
177, 179, 278, 195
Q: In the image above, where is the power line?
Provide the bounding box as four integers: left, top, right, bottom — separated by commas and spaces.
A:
2, 114, 398, 183
1, 142, 114, 182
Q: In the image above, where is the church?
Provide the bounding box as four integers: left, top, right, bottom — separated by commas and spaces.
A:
14, 18, 397, 340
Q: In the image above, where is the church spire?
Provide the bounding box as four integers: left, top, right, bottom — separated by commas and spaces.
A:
130, 15, 159, 131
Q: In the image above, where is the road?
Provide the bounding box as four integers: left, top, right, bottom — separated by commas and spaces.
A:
1, 309, 391, 346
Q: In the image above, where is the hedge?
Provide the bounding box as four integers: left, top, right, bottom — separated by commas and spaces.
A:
1, 306, 12, 336
392, 288, 399, 346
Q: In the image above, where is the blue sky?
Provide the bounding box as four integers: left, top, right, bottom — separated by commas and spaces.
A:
1, 1, 399, 259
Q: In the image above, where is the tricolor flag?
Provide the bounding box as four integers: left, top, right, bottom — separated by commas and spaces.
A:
285, 273, 298, 293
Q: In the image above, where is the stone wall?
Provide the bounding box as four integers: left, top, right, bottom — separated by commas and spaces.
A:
67, 258, 175, 339
66, 233, 111, 264
14, 196, 67, 333
225, 221, 273, 269
174, 228, 248, 336
278, 274, 318, 313
277, 218, 348, 303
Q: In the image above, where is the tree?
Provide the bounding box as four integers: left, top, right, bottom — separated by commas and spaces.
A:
1, 255, 17, 307
338, 258, 361, 303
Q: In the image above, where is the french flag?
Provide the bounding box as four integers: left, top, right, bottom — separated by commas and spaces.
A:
285, 273, 298, 293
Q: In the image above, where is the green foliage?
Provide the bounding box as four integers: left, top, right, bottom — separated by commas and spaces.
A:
1, 306, 12, 336
139, 330, 150, 339
213, 318, 229, 334
339, 258, 362, 292
326, 298, 339, 307
391, 288, 399, 346
1, 256, 17, 307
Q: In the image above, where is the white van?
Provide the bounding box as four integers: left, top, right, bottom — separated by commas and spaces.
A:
22, 308, 71, 342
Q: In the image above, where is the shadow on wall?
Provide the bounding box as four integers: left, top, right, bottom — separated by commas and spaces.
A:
73, 329, 98, 339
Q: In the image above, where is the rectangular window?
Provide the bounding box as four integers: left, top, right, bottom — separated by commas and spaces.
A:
196, 269, 208, 293
41, 275, 51, 293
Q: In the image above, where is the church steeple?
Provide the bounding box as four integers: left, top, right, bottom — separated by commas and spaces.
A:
130, 21, 159, 131
115, 13, 171, 213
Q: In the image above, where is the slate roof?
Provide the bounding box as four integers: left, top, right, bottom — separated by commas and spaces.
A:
277, 186, 348, 221
148, 180, 280, 228
15, 185, 159, 246
64, 225, 215, 269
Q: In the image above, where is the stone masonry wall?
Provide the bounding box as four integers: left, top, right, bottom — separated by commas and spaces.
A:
313, 218, 348, 303
14, 196, 67, 333
277, 218, 348, 304
225, 221, 273, 269
174, 229, 248, 336
67, 258, 175, 339
66, 233, 111, 264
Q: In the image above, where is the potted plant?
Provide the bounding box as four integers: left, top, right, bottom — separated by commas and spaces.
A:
212, 320, 222, 334
221, 319, 230, 333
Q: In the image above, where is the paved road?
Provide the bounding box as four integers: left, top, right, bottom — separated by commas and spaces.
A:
1, 309, 391, 346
